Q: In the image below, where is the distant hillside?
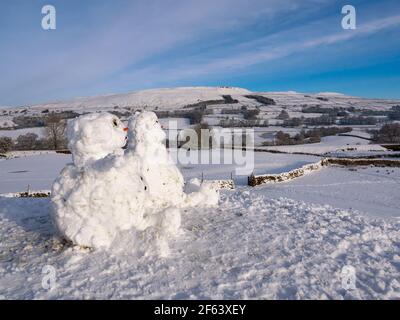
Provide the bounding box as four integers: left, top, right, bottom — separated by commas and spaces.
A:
1, 87, 400, 130
27, 87, 252, 112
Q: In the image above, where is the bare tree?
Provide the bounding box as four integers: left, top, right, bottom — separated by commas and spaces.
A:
45, 113, 67, 150
372, 123, 400, 143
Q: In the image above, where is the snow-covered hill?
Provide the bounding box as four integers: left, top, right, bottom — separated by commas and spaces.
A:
2, 87, 399, 116
26, 87, 251, 112
258, 91, 399, 111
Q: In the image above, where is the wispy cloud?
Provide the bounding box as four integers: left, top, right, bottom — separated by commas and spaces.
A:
0, 0, 399, 105
0, 0, 331, 104
107, 13, 400, 88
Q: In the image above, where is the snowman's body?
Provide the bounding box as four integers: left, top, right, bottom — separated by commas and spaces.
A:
51, 153, 148, 248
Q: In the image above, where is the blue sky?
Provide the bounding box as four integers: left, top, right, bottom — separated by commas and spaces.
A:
0, 0, 400, 106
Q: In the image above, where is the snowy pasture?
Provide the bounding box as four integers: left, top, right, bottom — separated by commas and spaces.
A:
0, 152, 399, 299
0, 151, 321, 193
1, 151, 399, 218
253, 166, 400, 219
260, 135, 387, 155
0, 153, 70, 194
1, 123, 400, 299
0, 191, 399, 299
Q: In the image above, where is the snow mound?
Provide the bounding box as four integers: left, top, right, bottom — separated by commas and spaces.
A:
51, 111, 219, 251
184, 178, 219, 207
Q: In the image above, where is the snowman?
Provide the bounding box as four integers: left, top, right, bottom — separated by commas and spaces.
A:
51, 111, 219, 250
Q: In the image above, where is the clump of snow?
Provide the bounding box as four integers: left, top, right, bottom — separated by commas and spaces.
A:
51, 111, 219, 252
184, 178, 219, 207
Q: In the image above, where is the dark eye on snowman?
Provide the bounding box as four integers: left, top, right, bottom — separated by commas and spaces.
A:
112, 119, 118, 127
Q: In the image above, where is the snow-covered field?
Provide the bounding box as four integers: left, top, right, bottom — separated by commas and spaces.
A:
260, 135, 387, 155
1, 190, 399, 299
254, 166, 400, 219
1, 150, 399, 299
0, 116, 16, 129
0, 153, 70, 194
159, 117, 190, 130
1, 87, 400, 300
0, 151, 321, 193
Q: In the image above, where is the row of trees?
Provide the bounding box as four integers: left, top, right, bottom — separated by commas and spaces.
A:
301, 105, 400, 121
221, 106, 261, 120
301, 106, 351, 117
155, 108, 212, 125
219, 118, 269, 128
281, 114, 337, 127
339, 116, 377, 125
388, 106, 400, 121
10, 110, 78, 129
280, 114, 381, 127
262, 127, 352, 146
371, 123, 400, 143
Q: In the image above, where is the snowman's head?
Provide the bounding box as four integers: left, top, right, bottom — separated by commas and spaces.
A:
67, 113, 127, 168
128, 111, 166, 149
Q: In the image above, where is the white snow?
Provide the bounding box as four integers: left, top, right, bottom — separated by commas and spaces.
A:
26, 87, 251, 112
0, 148, 399, 298
0, 116, 16, 128
0, 150, 320, 193
0, 191, 399, 299
159, 117, 190, 130
254, 166, 400, 219
0, 153, 70, 193
184, 178, 220, 208
260, 135, 387, 155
